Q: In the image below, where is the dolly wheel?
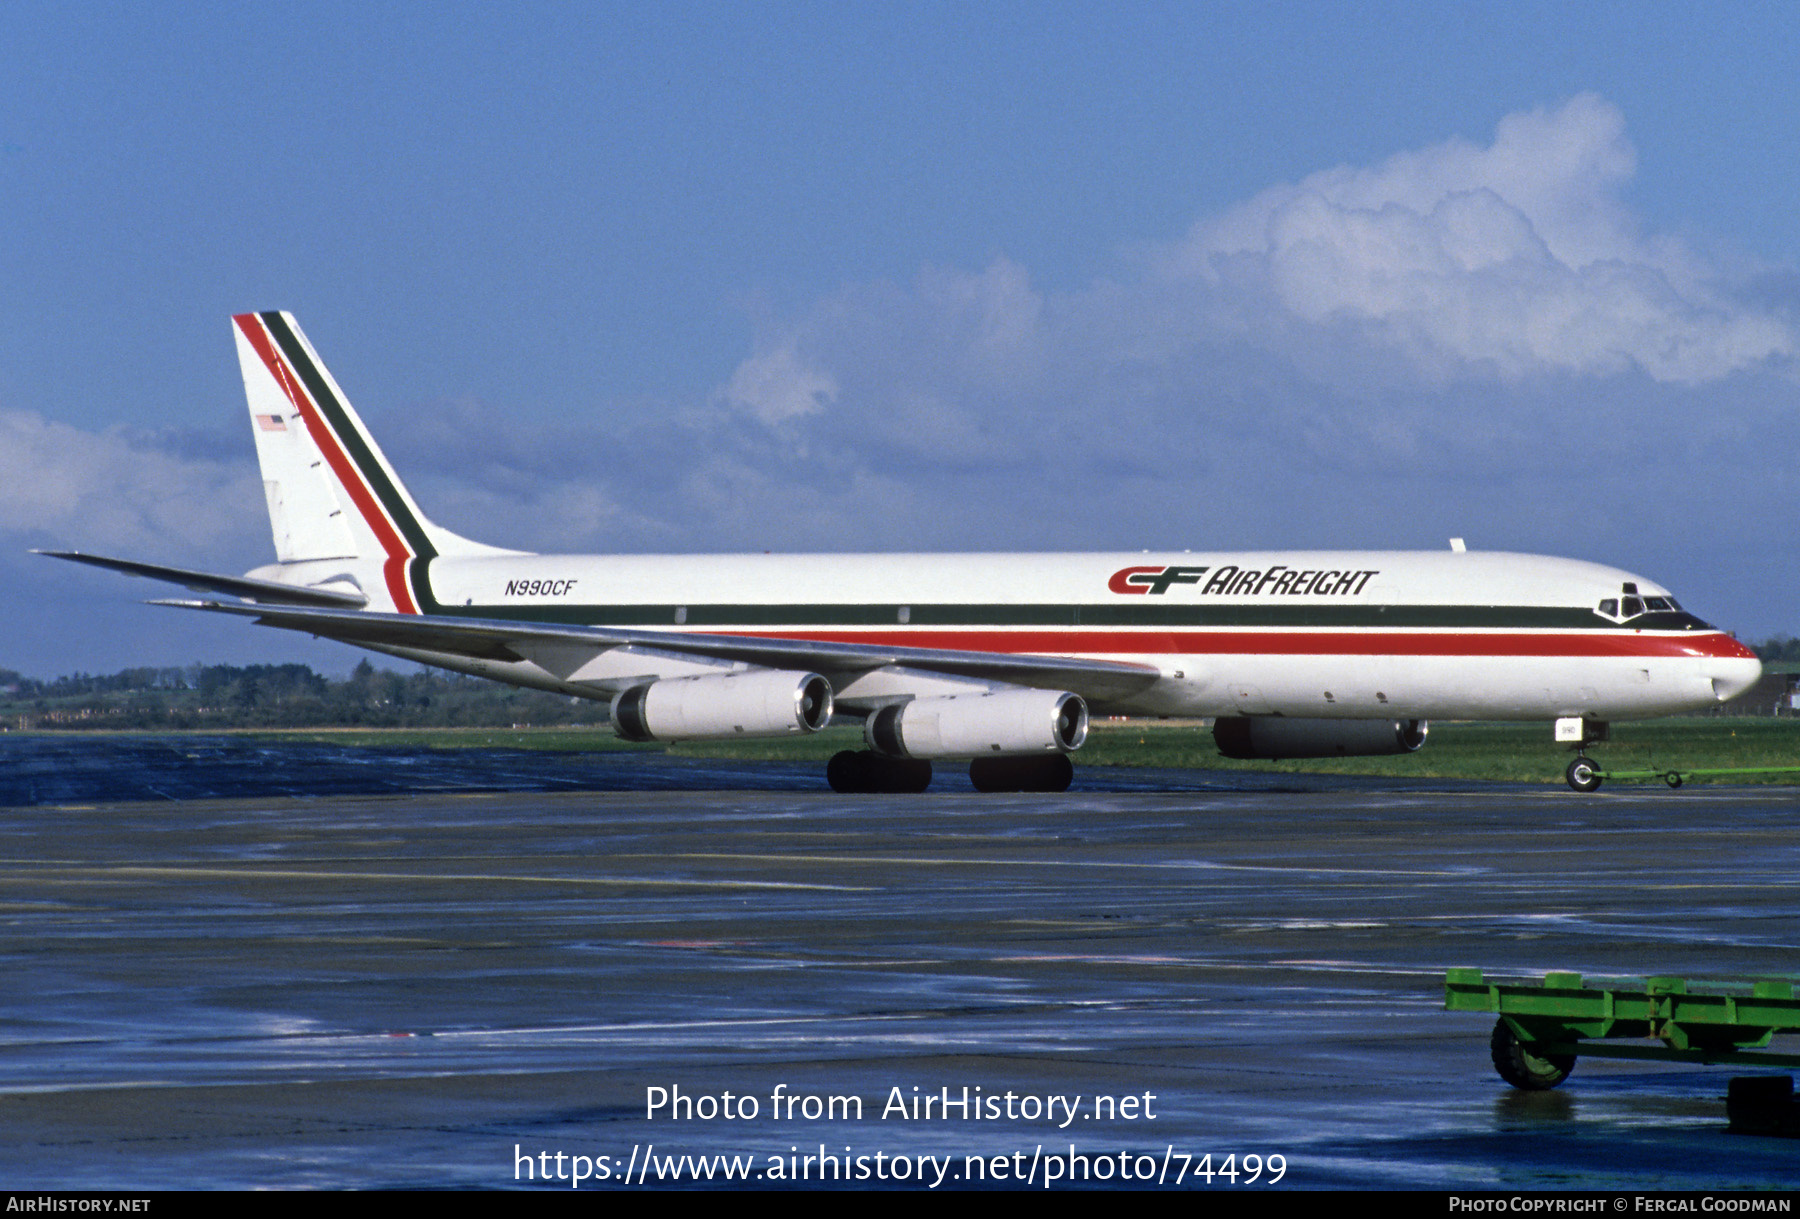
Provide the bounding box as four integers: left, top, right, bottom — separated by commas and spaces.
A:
1565, 756, 1602, 793
1490, 1020, 1575, 1090
1664, 772, 1684, 789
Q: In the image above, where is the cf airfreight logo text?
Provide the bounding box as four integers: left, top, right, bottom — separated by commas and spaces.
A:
1107, 565, 1379, 597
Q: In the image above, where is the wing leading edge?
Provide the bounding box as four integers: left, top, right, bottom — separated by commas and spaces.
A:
147, 597, 1164, 705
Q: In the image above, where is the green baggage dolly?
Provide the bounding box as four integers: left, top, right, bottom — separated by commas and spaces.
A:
1445, 968, 1800, 1090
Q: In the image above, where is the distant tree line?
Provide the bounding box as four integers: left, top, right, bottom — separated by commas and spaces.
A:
0, 660, 599, 730
1753, 638, 1800, 664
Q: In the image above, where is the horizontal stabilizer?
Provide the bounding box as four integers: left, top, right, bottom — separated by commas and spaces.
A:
36, 551, 368, 608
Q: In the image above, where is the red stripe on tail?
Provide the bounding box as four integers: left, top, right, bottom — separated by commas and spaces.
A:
233, 314, 418, 614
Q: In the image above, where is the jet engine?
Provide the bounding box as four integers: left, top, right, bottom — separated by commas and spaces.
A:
863, 689, 1088, 759
610, 670, 833, 742
1212, 716, 1428, 759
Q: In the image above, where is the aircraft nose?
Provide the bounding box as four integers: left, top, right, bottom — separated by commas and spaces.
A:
1710, 656, 1763, 703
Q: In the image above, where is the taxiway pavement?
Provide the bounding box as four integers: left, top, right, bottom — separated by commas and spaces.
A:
3, 777, 1798, 1189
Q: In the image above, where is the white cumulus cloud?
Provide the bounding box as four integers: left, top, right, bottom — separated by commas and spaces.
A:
0, 411, 265, 560
1169, 93, 1794, 382
666, 95, 1800, 634
723, 343, 838, 424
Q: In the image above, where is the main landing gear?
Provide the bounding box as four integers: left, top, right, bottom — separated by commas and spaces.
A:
826, 751, 932, 794
825, 751, 1075, 794
969, 754, 1074, 793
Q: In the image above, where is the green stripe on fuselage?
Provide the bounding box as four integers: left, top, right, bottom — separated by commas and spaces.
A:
407, 599, 1711, 632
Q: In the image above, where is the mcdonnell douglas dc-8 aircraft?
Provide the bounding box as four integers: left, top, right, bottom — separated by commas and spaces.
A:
43, 313, 1761, 793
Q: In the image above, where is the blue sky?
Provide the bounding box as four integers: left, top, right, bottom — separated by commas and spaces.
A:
5, 2, 1800, 675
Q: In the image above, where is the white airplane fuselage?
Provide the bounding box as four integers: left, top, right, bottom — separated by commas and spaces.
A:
252, 547, 1760, 723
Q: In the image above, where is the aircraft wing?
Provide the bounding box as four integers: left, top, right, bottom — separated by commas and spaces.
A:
149, 598, 1164, 703
35, 551, 368, 608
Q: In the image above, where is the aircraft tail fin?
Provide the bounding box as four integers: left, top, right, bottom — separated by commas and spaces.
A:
231, 311, 515, 612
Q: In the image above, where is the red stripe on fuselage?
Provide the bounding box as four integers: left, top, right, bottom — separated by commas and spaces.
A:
711, 628, 1756, 659
233, 314, 418, 614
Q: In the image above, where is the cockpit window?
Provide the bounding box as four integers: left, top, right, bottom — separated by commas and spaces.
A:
1595, 591, 1686, 623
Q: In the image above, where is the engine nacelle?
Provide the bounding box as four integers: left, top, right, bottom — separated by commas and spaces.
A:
864, 689, 1088, 759
1212, 716, 1428, 760
610, 670, 833, 743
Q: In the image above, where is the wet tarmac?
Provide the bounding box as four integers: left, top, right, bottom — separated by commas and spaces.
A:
2, 739, 1799, 1189
0, 733, 1443, 804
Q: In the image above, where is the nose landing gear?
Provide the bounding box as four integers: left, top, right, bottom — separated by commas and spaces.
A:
1557, 717, 1610, 792
1565, 756, 1602, 793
